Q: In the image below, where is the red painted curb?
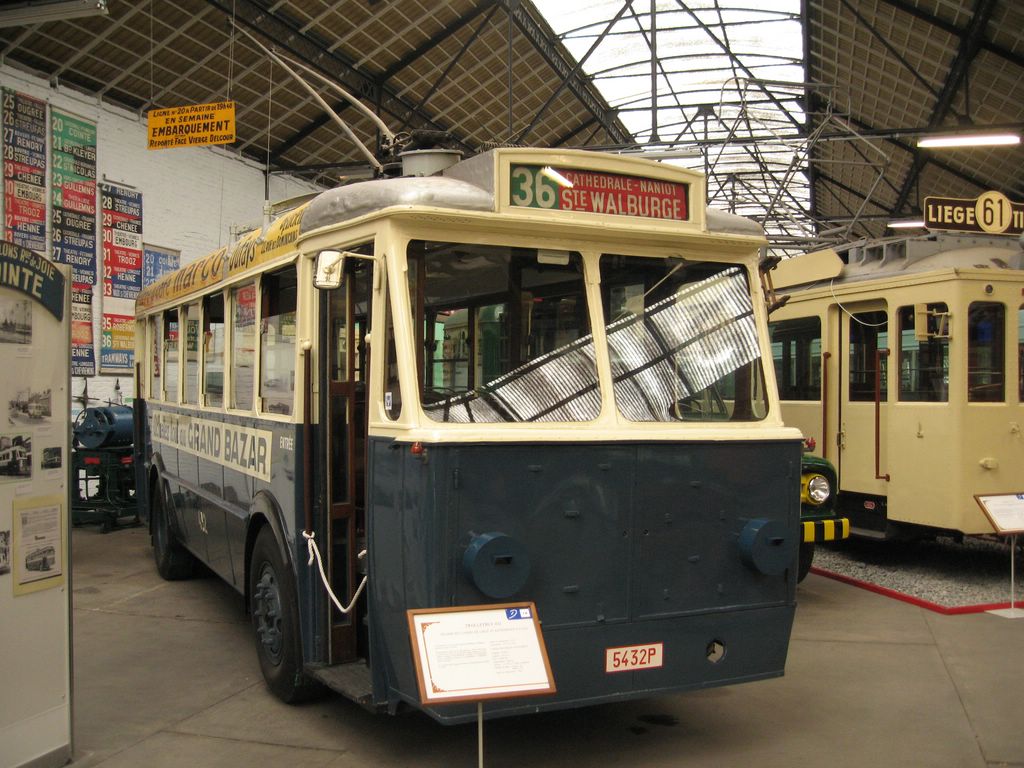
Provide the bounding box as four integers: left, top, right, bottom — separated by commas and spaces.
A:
808, 566, 1014, 615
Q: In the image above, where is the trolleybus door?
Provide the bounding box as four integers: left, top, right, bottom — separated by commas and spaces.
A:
323, 260, 371, 663
837, 301, 890, 504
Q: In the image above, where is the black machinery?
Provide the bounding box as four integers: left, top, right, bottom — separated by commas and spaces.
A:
71, 405, 138, 532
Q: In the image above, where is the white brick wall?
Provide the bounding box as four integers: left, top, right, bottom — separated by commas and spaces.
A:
1, 64, 322, 414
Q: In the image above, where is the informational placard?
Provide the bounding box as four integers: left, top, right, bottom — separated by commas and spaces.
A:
407, 603, 555, 705
147, 100, 235, 150
2, 88, 48, 253
975, 493, 1024, 534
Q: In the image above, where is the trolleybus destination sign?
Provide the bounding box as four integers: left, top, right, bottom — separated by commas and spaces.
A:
510, 164, 689, 221
924, 191, 1024, 236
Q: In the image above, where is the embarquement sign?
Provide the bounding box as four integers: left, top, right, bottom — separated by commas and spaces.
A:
147, 101, 236, 150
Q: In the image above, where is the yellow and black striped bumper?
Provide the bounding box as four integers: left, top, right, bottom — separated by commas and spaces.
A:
802, 518, 850, 544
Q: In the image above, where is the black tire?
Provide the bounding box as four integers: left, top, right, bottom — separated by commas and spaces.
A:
797, 541, 815, 583
249, 526, 317, 703
151, 480, 195, 580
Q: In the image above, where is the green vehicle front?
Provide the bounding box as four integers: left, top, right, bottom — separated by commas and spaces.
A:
797, 448, 848, 581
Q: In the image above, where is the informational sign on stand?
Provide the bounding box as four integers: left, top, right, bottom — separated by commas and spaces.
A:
975, 494, 1024, 619
0, 239, 71, 768
407, 602, 555, 705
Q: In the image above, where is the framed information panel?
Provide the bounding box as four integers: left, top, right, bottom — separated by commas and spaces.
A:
407, 602, 555, 705
975, 494, 1024, 535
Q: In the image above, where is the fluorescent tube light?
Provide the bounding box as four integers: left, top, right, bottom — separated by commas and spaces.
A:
540, 166, 574, 189
887, 219, 925, 229
0, 0, 108, 28
917, 132, 1020, 149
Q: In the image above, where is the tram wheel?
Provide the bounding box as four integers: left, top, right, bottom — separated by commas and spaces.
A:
797, 541, 815, 583
151, 480, 195, 581
249, 526, 317, 703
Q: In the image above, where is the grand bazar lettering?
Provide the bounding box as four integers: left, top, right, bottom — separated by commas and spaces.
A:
152, 413, 270, 481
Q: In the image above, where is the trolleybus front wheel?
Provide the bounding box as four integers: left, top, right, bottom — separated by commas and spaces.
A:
151, 480, 195, 581
797, 541, 815, 583
249, 526, 317, 703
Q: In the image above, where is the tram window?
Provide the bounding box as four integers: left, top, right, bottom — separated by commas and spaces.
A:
162, 308, 179, 403
848, 311, 887, 402
260, 267, 297, 415
183, 303, 200, 405
203, 292, 225, 407
148, 315, 161, 397
1019, 307, 1024, 402
968, 302, 1004, 402
898, 303, 948, 402
383, 279, 402, 421
231, 282, 256, 411
600, 256, 767, 422
769, 316, 821, 400
410, 242, 597, 423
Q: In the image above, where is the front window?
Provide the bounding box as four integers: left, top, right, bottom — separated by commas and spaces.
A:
898, 303, 949, 402
260, 266, 297, 415
968, 302, 1004, 402
599, 256, 767, 421
409, 241, 598, 422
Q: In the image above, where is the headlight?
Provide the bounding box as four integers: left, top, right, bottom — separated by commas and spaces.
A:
802, 473, 831, 505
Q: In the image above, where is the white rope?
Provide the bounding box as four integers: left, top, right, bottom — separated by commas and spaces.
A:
302, 530, 367, 615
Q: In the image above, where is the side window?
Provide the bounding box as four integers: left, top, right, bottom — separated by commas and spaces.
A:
1019, 306, 1024, 402
968, 301, 1004, 402
898, 303, 948, 402
203, 292, 225, 407
231, 283, 256, 410
183, 303, 200, 405
260, 266, 297, 415
148, 315, 161, 398
769, 316, 821, 400
162, 308, 179, 403
384, 270, 402, 421
848, 310, 887, 402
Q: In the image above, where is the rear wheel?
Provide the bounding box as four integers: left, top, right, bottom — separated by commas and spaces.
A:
151, 480, 195, 580
250, 526, 317, 703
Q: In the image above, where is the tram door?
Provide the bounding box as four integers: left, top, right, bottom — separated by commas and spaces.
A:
324, 260, 371, 663
837, 301, 890, 502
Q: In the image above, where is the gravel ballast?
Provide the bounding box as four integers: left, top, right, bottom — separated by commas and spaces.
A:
810, 535, 1023, 609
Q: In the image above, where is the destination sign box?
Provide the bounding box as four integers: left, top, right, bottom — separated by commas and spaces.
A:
510, 164, 689, 221
924, 191, 1024, 236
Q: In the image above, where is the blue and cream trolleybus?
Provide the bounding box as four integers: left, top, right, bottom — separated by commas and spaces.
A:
134, 147, 804, 723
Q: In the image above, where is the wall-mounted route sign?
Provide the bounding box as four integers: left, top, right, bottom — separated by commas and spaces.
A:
510, 164, 689, 221
924, 191, 1024, 235
147, 101, 235, 150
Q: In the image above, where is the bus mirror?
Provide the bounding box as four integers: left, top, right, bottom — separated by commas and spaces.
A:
314, 250, 346, 289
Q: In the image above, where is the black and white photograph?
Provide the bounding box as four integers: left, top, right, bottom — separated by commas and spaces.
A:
0, 297, 31, 345
0, 530, 10, 576
40, 446, 61, 470
7, 387, 52, 426
0, 434, 31, 481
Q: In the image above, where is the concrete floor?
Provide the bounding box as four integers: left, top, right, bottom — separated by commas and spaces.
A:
67, 525, 1024, 768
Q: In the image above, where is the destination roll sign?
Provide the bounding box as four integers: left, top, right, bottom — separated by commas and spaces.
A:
924, 191, 1024, 236
510, 165, 689, 221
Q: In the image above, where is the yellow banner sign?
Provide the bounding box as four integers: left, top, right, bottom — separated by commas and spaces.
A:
147, 101, 236, 150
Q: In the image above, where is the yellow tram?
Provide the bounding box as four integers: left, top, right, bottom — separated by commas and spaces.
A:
769, 232, 1024, 538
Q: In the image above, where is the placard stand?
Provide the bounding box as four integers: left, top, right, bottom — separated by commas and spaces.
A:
407, 603, 556, 767
975, 495, 1024, 619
